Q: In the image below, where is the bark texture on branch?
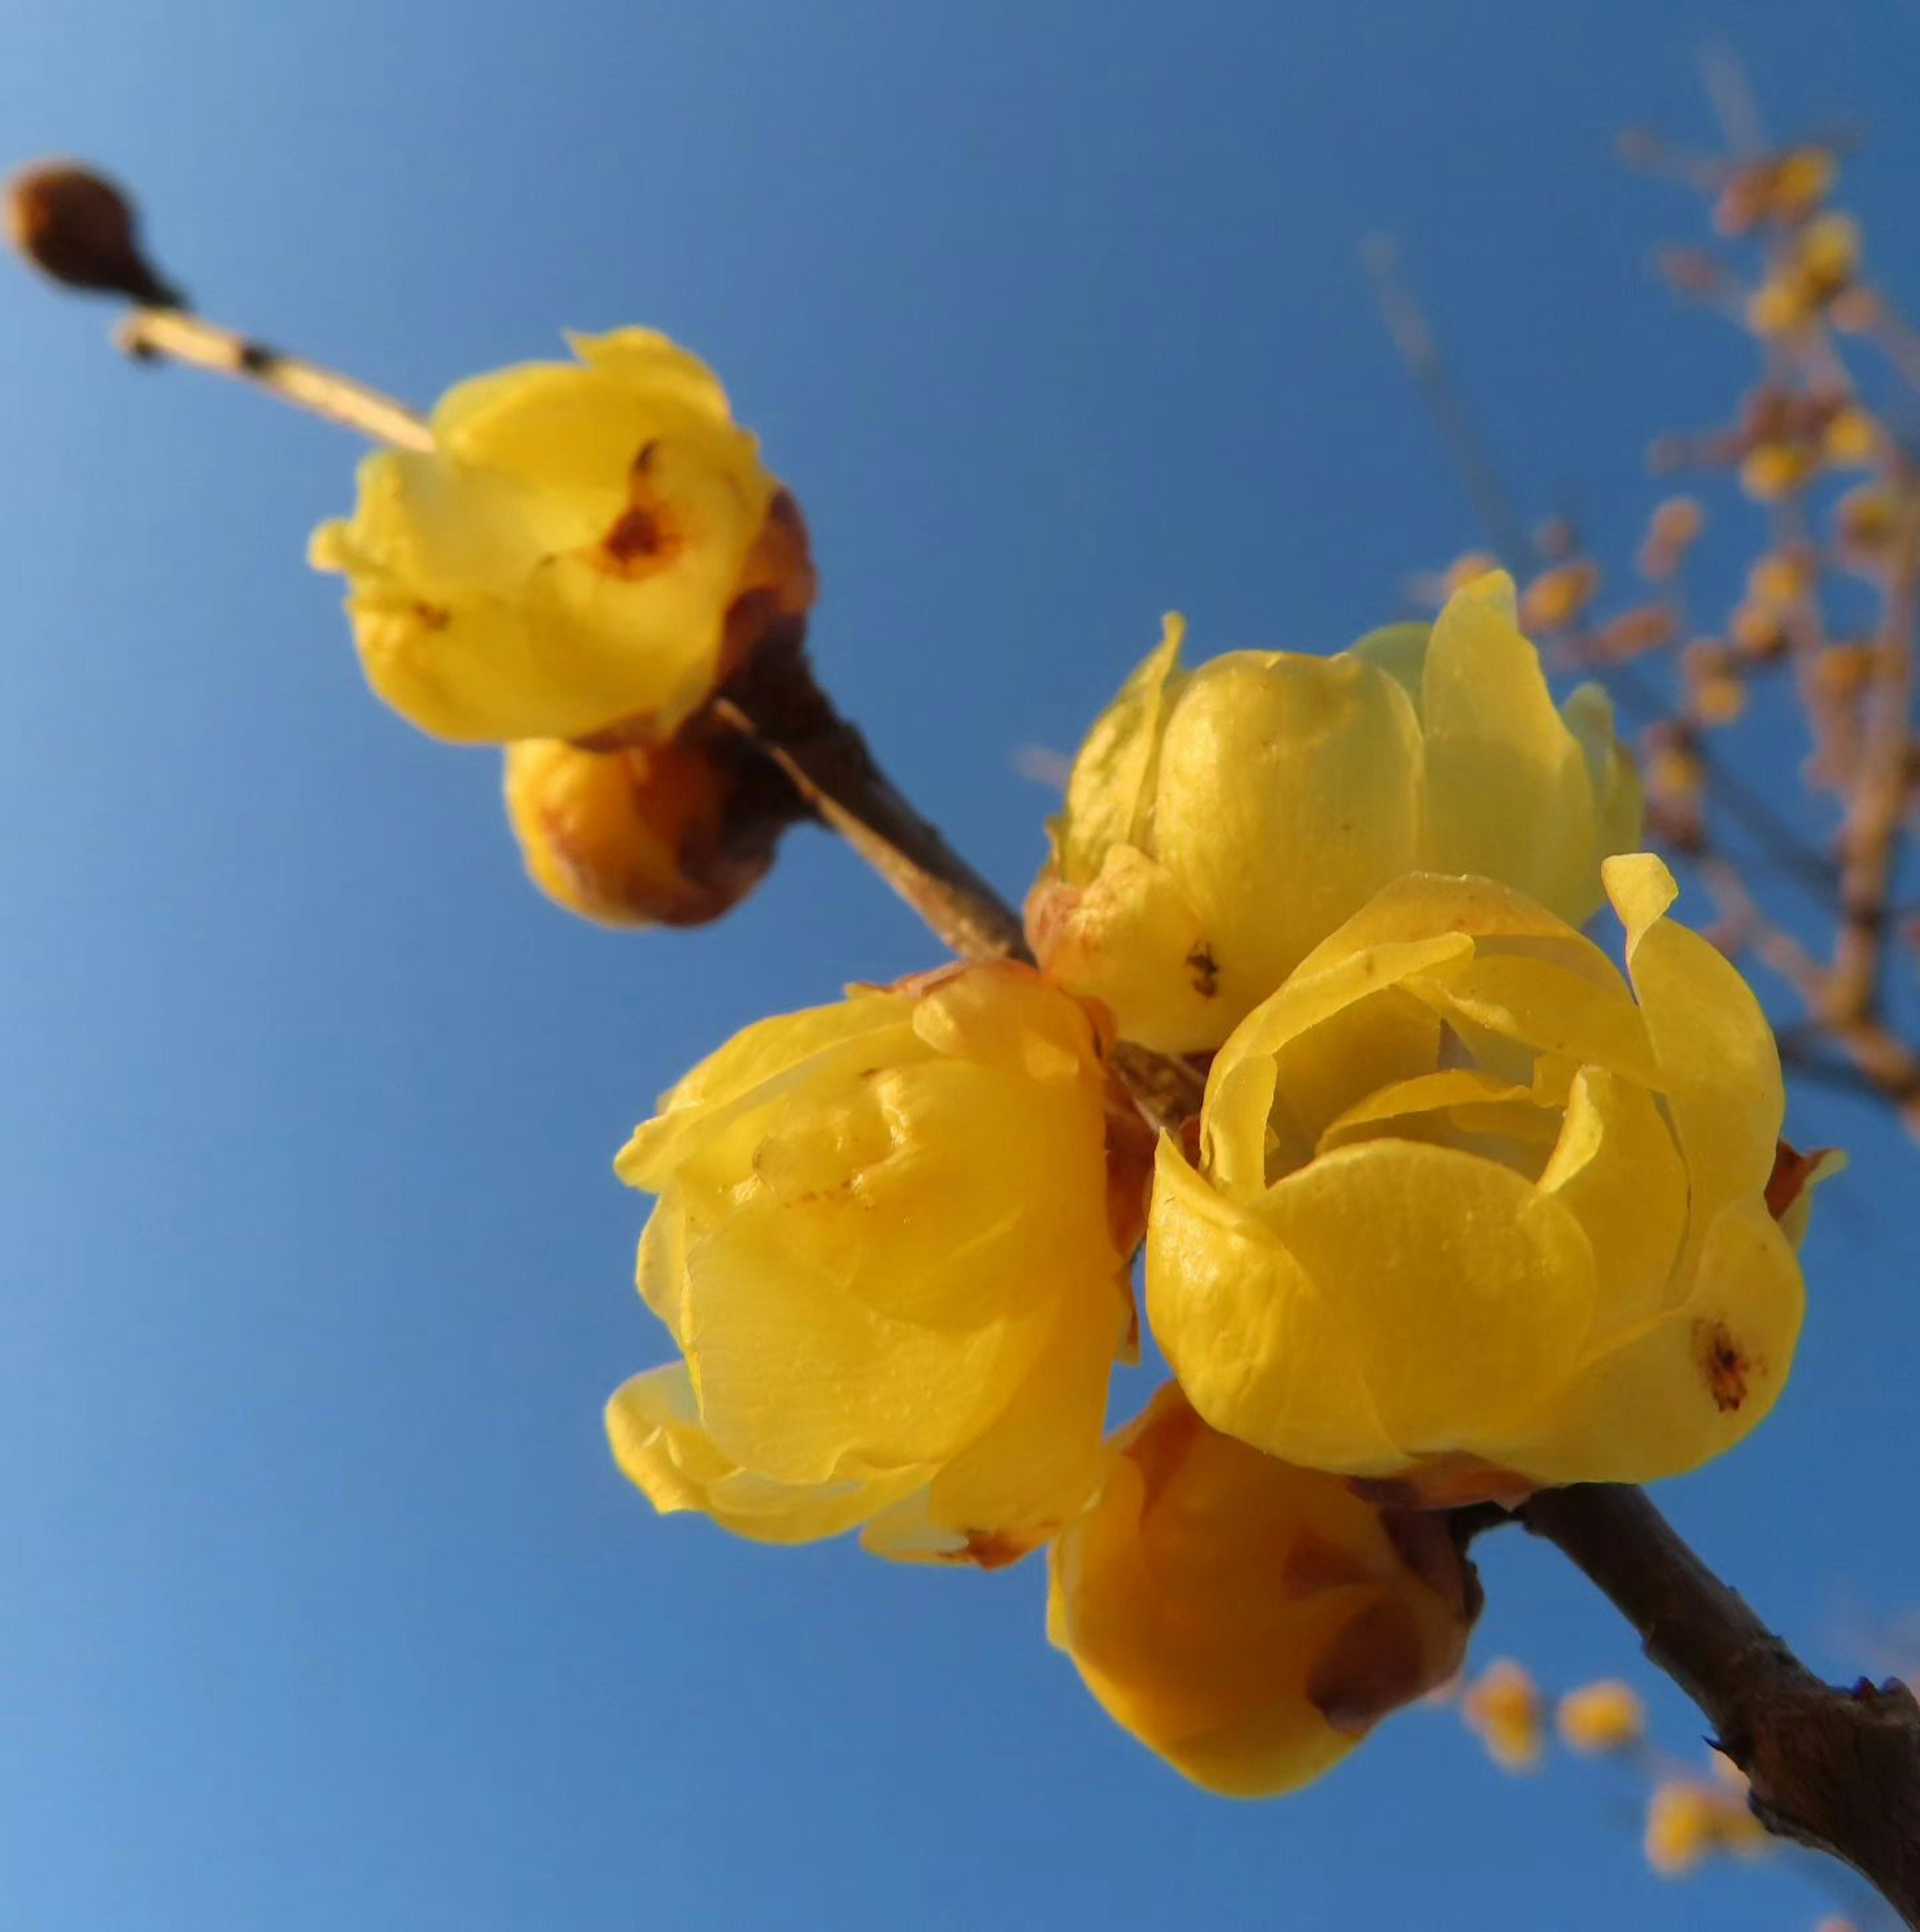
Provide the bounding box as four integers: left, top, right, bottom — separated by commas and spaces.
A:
1523, 1484, 1920, 1926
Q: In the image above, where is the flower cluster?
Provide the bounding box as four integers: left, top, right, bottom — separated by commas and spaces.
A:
310, 336, 1834, 1802
312, 328, 818, 926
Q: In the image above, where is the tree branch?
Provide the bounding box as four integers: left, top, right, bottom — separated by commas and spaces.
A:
1522, 1484, 1920, 1925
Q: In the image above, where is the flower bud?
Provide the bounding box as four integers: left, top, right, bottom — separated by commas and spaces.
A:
1461, 1658, 1546, 1771
1047, 1384, 1475, 1796
4, 160, 183, 307
1148, 856, 1838, 1501
1556, 1678, 1646, 1754
1644, 1768, 1770, 1875
503, 728, 800, 928
1028, 572, 1640, 1054
310, 330, 816, 745
607, 962, 1154, 1566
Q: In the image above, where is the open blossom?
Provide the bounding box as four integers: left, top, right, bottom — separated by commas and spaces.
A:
608, 962, 1152, 1566
1048, 1384, 1475, 1797
311, 329, 815, 746
503, 732, 798, 928
1148, 856, 1838, 1500
1027, 572, 1640, 1053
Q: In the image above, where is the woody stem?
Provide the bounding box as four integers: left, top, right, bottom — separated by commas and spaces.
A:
1521, 1485, 1920, 1926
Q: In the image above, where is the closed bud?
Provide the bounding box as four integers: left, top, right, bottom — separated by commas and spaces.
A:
607, 963, 1153, 1566
1047, 1384, 1475, 1796
1644, 1770, 1770, 1876
4, 160, 182, 308
504, 727, 801, 928
311, 330, 816, 745
1029, 572, 1640, 1054
1148, 856, 1837, 1501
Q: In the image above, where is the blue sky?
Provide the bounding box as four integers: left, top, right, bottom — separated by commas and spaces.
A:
4, 3, 1917, 1928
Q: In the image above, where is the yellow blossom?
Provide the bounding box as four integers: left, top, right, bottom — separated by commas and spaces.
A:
503, 733, 794, 928
1644, 1770, 1770, 1876
311, 329, 815, 745
1822, 406, 1880, 469
607, 962, 1152, 1566
1028, 572, 1641, 1054
1147, 857, 1838, 1500
1462, 1659, 1545, 1772
1741, 443, 1816, 502
1556, 1678, 1646, 1754
1047, 1383, 1474, 1797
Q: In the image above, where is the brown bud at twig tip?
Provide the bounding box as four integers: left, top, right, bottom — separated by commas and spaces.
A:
5, 160, 185, 308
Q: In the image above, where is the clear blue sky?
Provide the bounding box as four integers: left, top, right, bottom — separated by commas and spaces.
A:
4, 4, 1916, 1928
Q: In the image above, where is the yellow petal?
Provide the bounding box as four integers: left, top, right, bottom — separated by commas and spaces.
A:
1052, 618, 1186, 882
1537, 1067, 1689, 1340
1248, 1140, 1596, 1458
1484, 1194, 1804, 1486
1147, 1140, 1403, 1472
1421, 571, 1606, 922
1606, 854, 1784, 1226
606, 1364, 922, 1543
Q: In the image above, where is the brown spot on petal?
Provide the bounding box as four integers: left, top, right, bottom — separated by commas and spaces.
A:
602, 503, 676, 572
1186, 942, 1220, 998
1695, 1320, 1750, 1413
410, 600, 450, 632
1306, 1598, 1428, 1736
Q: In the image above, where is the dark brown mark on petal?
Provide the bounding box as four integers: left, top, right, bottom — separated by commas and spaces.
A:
1694, 1318, 1750, 1412
1186, 942, 1220, 998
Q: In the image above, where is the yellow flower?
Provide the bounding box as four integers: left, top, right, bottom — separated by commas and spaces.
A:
1028, 572, 1640, 1054
1148, 856, 1838, 1500
1461, 1659, 1545, 1772
1556, 1678, 1646, 1754
503, 732, 797, 928
311, 330, 815, 745
1047, 1384, 1474, 1797
608, 962, 1152, 1566
1644, 1770, 1770, 1876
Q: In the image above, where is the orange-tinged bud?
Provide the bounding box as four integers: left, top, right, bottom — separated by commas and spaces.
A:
1442, 551, 1503, 598
1556, 1678, 1646, 1753
503, 728, 801, 928
1741, 443, 1816, 502
1462, 1658, 1545, 1772
1047, 1384, 1476, 1796
1822, 406, 1880, 468
1519, 559, 1602, 634
4, 160, 183, 307
1748, 552, 1813, 610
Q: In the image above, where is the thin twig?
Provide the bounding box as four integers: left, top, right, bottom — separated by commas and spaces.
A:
116, 308, 433, 450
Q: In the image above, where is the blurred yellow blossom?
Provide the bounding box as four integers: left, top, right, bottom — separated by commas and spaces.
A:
1822, 406, 1880, 468
1556, 1678, 1646, 1754
1462, 1659, 1545, 1772
1028, 572, 1640, 1054
1148, 856, 1834, 1502
1644, 1768, 1770, 1876
1740, 442, 1817, 502
1048, 1383, 1475, 1796
503, 732, 794, 928
608, 962, 1152, 1566
312, 328, 815, 744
